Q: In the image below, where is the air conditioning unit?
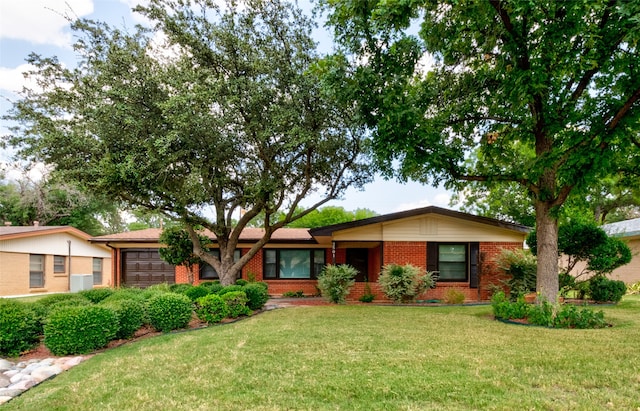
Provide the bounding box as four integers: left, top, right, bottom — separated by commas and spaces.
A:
70, 274, 93, 292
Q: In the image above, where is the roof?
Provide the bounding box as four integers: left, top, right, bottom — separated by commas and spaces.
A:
309, 206, 531, 236
91, 227, 315, 243
0, 225, 92, 241
603, 218, 640, 239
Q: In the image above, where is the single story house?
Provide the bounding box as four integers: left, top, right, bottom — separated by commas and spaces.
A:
603, 217, 640, 284
91, 206, 529, 301
0, 224, 112, 297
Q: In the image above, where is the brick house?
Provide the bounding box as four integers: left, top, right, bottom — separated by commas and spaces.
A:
603, 218, 640, 284
0, 225, 112, 297
91, 206, 530, 301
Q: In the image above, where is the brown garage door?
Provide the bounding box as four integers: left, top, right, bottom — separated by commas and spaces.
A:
122, 249, 175, 288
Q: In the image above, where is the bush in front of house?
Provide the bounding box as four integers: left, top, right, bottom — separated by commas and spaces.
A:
184, 285, 211, 302
378, 264, 435, 303
491, 291, 528, 320
44, 305, 118, 355
170, 283, 194, 294
494, 248, 537, 299
317, 264, 358, 304
100, 298, 145, 339
195, 294, 230, 323
220, 291, 252, 318
242, 283, 269, 310
79, 288, 115, 303
0, 299, 41, 357
588, 276, 627, 303
146, 292, 193, 332
200, 281, 224, 294
235, 279, 248, 286
443, 288, 465, 304
217, 285, 244, 296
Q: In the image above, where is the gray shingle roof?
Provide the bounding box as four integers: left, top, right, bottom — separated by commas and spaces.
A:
602, 218, 640, 238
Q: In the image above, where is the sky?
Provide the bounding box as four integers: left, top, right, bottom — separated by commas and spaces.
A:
0, 0, 455, 216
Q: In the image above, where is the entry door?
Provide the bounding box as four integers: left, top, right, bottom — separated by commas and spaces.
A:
346, 248, 369, 282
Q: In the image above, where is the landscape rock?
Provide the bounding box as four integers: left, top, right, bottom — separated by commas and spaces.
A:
0, 374, 10, 388
0, 359, 13, 372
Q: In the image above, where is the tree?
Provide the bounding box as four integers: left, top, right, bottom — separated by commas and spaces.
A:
5, 0, 371, 285
321, 0, 640, 302
159, 226, 212, 285
286, 206, 377, 228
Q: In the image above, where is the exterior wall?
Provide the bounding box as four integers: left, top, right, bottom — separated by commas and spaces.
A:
0, 251, 111, 296
609, 237, 640, 284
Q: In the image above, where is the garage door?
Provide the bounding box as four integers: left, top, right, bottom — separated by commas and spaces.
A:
122, 249, 175, 288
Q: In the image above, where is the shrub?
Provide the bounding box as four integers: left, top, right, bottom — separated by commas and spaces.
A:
378, 264, 435, 303
243, 283, 270, 310
443, 288, 465, 304
0, 299, 41, 357
195, 294, 229, 323
102, 289, 147, 303
33, 293, 90, 311
317, 264, 357, 304
170, 283, 194, 294
221, 291, 252, 318
553, 304, 607, 329
359, 283, 375, 303
79, 288, 115, 303
44, 305, 118, 355
184, 285, 211, 302
146, 293, 193, 332
282, 290, 305, 298
235, 279, 248, 286
494, 249, 537, 298
200, 281, 224, 294
491, 292, 528, 320
558, 272, 576, 297
100, 299, 145, 339
627, 281, 640, 295
217, 285, 243, 296
589, 276, 627, 303
526, 302, 555, 327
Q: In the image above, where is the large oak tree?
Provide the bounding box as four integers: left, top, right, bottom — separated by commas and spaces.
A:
5, 0, 372, 285
321, 0, 640, 302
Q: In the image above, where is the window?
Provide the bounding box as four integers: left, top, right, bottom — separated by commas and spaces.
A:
263, 249, 325, 279
29, 254, 45, 288
438, 244, 467, 281
200, 249, 241, 280
93, 258, 103, 285
54, 255, 66, 273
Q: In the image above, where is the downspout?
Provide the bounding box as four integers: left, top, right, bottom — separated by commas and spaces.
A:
106, 243, 118, 287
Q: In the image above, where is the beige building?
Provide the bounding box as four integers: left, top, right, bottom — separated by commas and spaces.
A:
0, 225, 112, 297
604, 218, 640, 284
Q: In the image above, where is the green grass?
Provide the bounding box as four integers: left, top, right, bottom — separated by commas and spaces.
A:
6, 296, 640, 410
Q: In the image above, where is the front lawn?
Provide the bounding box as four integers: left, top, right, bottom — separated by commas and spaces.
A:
5, 296, 640, 410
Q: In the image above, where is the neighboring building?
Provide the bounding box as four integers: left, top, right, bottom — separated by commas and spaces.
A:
0, 225, 112, 297
92, 206, 530, 301
603, 218, 640, 284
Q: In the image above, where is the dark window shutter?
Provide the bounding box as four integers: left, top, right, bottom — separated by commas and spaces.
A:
427, 242, 438, 273
469, 242, 479, 288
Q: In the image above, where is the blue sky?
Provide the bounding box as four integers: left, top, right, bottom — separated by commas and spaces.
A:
0, 0, 454, 215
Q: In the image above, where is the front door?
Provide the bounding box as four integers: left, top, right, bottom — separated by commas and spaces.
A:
346, 248, 368, 282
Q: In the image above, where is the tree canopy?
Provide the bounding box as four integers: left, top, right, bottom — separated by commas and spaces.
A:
321, 0, 640, 302
248, 205, 378, 228
5, 0, 372, 284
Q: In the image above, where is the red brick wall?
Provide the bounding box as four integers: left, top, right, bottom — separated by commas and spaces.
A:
383, 241, 427, 268
478, 242, 522, 300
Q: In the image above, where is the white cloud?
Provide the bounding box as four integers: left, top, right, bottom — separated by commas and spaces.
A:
0, 64, 36, 96
0, 0, 93, 47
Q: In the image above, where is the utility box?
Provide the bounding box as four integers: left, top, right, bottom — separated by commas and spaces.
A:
70, 274, 93, 292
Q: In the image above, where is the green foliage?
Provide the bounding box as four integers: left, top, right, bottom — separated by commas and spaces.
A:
32, 293, 92, 320
378, 264, 435, 303
195, 294, 229, 324
627, 281, 640, 295
44, 305, 118, 355
558, 272, 577, 297
491, 292, 529, 320
242, 283, 270, 310
158, 226, 212, 280
146, 293, 193, 333
235, 279, 248, 286
169, 283, 194, 294
100, 299, 145, 339
184, 285, 211, 302
321, 0, 640, 304
220, 291, 252, 318
79, 288, 115, 303
6, 0, 371, 286
526, 302, 555, 327
217, 285, 244, 296
553, 304, 607, 329
199, 281, 224, 294
358, 282, 375, 303
0, 299, 41, 357
317, 264, 357, 304
589, 276, 627, 303
494, 249, 537, 298
282, 290, 305, 298
442, 289, 465, 305
280, 206, 378, 228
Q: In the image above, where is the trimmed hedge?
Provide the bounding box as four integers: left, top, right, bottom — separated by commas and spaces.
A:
79, 288, 115, 303
242, 283, 269, 310
184, 285, 211, 302
195, 294, 229, 323
146, 293, 193, 332
0, 299, 41, 357
101, 299, 145, 339
589, 276, 627, 303
44, 305, 119, 355
221, 291, 251, 318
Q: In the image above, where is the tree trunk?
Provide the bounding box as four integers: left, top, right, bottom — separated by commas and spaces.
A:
535, 200, 559, 303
